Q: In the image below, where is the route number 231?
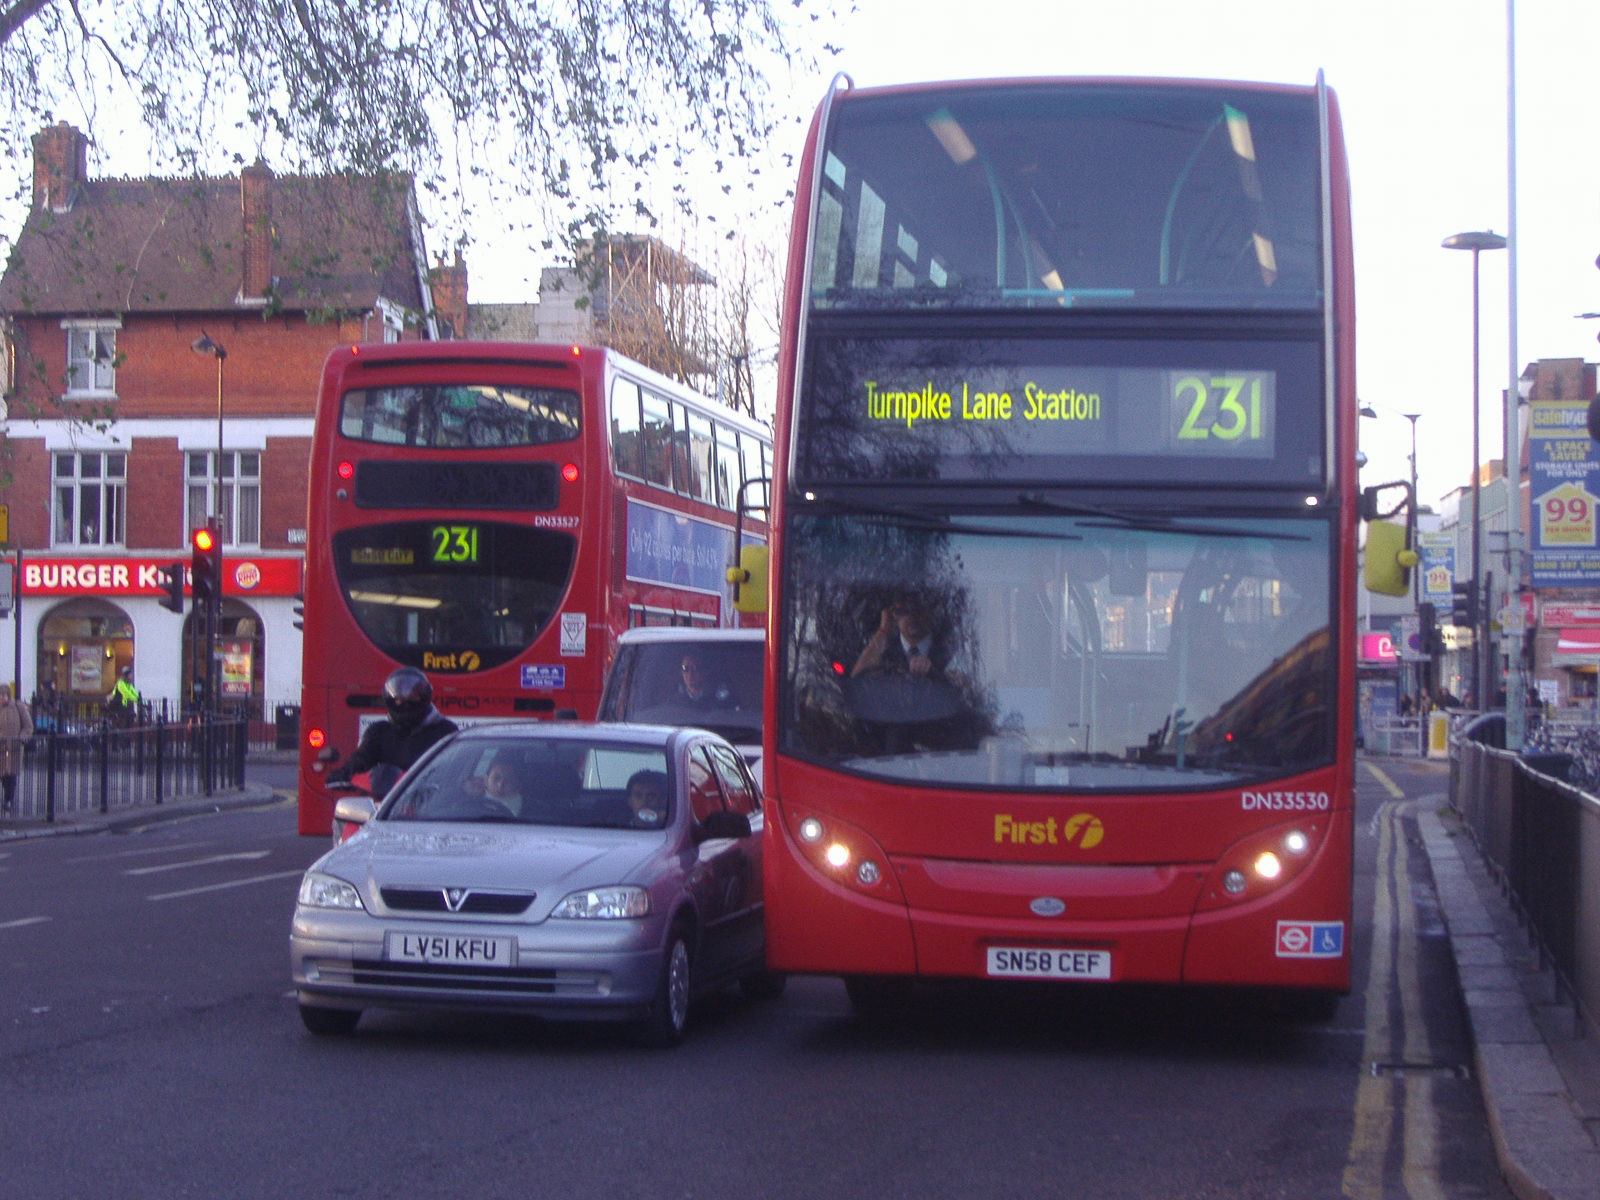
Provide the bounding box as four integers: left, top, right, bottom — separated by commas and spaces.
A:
1174, 375, 1266, 443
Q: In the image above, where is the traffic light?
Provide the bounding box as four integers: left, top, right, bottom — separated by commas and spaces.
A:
157, 562, 185, 614
1451, 580, 1478, 629
190, 524, 222, 610
1417, 602, 1439, 656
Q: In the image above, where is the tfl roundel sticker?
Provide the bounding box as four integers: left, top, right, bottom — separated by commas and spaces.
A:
1275, 920, 1344, 958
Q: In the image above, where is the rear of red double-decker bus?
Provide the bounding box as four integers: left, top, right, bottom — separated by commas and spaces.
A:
761, 74, 1358, 1018
299, 341, 774, 835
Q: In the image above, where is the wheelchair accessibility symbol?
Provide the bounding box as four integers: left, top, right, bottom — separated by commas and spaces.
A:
1275, 920, 1345, 959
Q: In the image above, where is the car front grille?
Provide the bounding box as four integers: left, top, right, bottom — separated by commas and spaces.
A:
353, 960, 561, 993
306, 958, 610, 1000
380, 887, 535, 915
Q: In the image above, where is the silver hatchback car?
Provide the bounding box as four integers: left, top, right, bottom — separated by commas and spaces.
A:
290, 722, 781, 1045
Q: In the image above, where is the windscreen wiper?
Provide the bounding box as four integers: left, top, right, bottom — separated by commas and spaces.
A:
808, 493, 1079, 542
1018, 492, 1309, 541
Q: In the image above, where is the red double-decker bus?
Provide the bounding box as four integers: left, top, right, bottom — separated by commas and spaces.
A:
756, 75, 1359, 1016
298, 341, 771, 835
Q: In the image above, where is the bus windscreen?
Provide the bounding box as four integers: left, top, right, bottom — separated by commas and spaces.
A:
778, 508, 1334, 789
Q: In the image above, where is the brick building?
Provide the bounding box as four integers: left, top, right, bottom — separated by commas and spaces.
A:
0, 122, 454, 720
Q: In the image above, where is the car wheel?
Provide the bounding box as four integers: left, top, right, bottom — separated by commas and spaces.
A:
739, 968, 787, 1002
844, 974, 914, 1024
299, 1003, 361, 1036
636, 933, 692, 1048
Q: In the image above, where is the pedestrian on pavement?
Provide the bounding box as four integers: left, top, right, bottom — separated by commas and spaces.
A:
107, 666, 140, 729
0, 683, 34, 814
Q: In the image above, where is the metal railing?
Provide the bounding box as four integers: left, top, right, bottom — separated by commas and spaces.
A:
1450, 735, 1600, 1043
2, 716, 248, 824
1362, 714, 1427, 756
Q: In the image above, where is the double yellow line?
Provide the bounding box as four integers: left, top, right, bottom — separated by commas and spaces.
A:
1342, 762, 1446, 1199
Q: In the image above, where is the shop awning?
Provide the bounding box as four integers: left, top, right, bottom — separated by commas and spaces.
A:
1553, 627, 1600, 665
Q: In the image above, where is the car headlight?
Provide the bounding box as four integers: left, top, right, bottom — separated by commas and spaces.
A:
550, 886, 650, 919
298, 871, 365, 911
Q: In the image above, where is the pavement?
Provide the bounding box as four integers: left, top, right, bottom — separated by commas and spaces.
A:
0, 779, 287, 841
4, 758, 1597, 1197
1413, 765, 1600, 1200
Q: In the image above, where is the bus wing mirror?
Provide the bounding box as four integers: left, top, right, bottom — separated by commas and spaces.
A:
1587, 394, 1600, 441
728, 544, 769, 614
1364, 518, 1418, 597
1361, 480, 1418, 597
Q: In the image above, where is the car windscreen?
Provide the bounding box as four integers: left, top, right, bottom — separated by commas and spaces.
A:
600, 640, 763, 745
382, 738, 673, 828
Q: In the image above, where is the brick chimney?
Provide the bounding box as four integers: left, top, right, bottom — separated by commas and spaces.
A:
431, 249, 469, 339
32, 122, 88, 212
240, 159, 274, 301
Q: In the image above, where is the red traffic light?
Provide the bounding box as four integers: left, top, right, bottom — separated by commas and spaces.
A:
191, 525, 223, 606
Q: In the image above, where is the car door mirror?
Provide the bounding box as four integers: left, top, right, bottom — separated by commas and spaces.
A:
695, 810, 752, 842
332, 795, 377, 827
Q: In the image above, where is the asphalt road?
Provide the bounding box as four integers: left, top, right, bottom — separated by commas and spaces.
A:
0, 763, 1515, 1199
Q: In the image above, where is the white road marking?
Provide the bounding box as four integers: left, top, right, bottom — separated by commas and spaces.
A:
147, 870, 305, 901
125, 850, 271, 875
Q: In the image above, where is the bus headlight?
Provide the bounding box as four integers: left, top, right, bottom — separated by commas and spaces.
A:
788, 809, 900, 900
1198, 818, 1328, 910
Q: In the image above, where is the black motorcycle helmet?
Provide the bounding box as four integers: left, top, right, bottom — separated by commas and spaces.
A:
382, 667, 433, 732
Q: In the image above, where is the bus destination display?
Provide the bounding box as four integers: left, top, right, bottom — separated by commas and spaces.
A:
347, 524, 483, 568
861, 367, 1276, 457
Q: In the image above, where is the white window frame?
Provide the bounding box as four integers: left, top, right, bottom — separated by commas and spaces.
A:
186, 450, 262, 548
377, 297, 405, 344
61, 318, 120, 399
52, 451, 127, 548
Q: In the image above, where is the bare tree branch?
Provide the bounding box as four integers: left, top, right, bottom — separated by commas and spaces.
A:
0, 0, 836, 248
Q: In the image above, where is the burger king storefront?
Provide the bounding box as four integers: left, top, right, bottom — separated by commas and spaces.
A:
4, 554, 303, 723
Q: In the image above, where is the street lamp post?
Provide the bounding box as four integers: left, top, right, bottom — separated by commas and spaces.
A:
1442, 231, 1507, 711
1359, 404, 1428, 705
190, 333, 226, 721
1402, 411, 1424, 700
190, 333, 227, 525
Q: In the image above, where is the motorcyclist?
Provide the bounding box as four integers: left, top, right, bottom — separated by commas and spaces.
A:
327, 667, 458, 787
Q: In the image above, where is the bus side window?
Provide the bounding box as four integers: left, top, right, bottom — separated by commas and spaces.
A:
641, 391, 674, 488
612, 378, 643, 478
670, 402, 694, 496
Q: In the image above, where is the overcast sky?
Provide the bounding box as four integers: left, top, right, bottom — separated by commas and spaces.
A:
516, 0, 1592, 510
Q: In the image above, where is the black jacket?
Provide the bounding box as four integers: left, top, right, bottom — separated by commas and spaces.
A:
338, 709, 457, 778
